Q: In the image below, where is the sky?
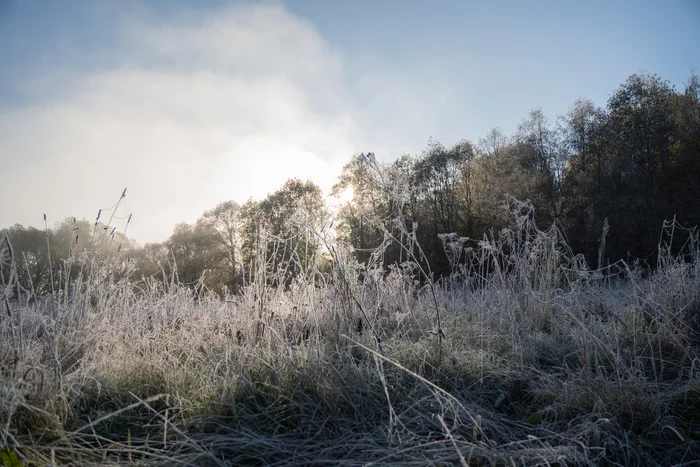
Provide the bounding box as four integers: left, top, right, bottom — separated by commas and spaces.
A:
0, 0, 698, 243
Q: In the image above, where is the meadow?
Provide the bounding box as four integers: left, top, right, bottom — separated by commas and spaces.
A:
2, 201, 699, 466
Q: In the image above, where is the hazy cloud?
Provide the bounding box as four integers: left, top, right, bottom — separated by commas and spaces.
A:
0, 2, 451, 243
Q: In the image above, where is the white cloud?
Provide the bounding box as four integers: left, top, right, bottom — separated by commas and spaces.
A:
0, 1, 452, 243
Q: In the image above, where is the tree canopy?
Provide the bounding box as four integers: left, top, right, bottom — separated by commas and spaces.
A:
3, 71, 699, 294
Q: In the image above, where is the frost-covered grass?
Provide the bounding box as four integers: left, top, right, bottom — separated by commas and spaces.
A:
2, 212, 700, 466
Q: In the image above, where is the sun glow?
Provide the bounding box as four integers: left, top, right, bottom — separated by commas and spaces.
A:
331, 185, 354, 209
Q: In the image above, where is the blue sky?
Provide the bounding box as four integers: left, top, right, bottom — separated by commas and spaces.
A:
1, 0, 698, 242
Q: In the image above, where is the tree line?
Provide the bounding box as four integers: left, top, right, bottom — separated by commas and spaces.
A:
2, 71, 699, 296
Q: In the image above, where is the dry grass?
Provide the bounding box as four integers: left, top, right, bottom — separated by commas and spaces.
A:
2, 206, 700, 466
